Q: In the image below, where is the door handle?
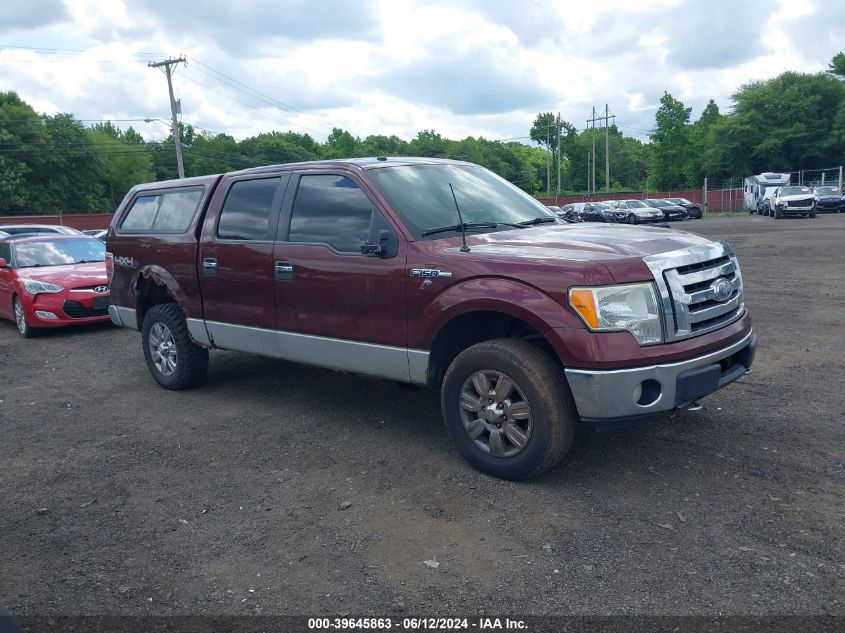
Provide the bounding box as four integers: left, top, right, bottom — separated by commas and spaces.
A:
202, 257, 218, 276
275, 260, 294, 281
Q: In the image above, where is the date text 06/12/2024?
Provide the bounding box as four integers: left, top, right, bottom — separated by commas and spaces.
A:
307, 617, 527, 630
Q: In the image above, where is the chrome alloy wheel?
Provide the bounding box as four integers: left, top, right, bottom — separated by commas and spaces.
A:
149, 322, 177, 376
13, 298, 26, 334
458, 370, 533, 457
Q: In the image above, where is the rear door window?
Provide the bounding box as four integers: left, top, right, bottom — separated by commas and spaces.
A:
217, 178, 281, 241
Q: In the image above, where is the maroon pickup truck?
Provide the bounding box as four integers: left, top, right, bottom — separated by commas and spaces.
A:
106, 158, 756, 479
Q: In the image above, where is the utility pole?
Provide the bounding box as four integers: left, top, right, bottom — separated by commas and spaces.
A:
556, 112, 562, 200
149, 57, 187, 179
586, 105, 615, 193
546, 124, 551, 198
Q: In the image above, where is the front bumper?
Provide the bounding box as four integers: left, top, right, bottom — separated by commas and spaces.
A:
564, 329, 756, 423
23, 290, 112, 327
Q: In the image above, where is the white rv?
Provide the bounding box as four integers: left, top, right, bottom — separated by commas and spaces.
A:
744, 173, 791, 214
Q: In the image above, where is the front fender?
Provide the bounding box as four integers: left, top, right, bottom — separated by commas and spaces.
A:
417, 277, 584, 349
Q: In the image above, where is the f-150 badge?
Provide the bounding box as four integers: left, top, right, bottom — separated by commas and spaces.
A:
409, 268, 453, 278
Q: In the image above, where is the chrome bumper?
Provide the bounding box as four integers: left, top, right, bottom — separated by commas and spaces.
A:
564, 330, 756, 422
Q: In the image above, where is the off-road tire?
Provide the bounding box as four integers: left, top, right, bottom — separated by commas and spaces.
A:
441, 338, 577, 480
141, 303, 209, 390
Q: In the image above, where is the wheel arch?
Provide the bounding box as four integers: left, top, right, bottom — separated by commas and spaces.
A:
424, 308, 567, 389
132, 265, 185, 328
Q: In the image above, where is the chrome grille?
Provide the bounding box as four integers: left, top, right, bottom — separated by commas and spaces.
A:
644, 241, 745, 342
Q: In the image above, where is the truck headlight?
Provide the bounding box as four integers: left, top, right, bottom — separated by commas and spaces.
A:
23, 280, 64, 295
569, 282, 663, 345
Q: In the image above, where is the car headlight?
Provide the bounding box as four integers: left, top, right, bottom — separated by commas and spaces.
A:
568, 282, 663, 345
23, 280, 64, 295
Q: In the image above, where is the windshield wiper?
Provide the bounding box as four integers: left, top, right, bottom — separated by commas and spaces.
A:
422, 222, 501, 237
518, 216, 559, 226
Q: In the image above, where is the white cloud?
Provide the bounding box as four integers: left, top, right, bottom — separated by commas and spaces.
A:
0, 0, 841, 145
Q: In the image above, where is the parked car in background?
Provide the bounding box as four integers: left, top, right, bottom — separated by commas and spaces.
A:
87, 229, 107, 242
0, 235, 110, 337
665, 197, 703, 219
812, 186, 842, 213
606, 199, 664, 224
0, 224, 83, 236
770, 186, 815, 218
567, 201, 625, 222
560, 201, 619, 223
644, 199, 689, 221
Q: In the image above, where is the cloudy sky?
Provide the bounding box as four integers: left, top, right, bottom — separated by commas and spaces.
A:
0, 0, 842, 144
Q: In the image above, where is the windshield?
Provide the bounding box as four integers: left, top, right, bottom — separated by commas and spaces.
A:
780, 186, 811, 196
815, 186, 840, 195
593, 202, 611, 209
625, 200, 649, 208
13, 238, 105, 268
648, 199, 672, 207
368, 164, 555, 239
669, 198, 692, 205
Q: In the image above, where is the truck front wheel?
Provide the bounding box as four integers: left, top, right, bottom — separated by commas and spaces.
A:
441, 339, 576, 480
141, 304, 209, 390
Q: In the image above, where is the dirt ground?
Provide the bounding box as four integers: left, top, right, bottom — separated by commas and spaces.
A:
0, 213, 842, 618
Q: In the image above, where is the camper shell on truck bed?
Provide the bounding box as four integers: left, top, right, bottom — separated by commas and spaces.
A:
106, 157, 756, 479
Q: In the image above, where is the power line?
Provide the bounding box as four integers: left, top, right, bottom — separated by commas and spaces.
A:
188, 57, 334, 136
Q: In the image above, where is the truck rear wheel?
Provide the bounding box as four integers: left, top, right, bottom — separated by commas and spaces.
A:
441, 339, 576, 480
141, 304, 209, 390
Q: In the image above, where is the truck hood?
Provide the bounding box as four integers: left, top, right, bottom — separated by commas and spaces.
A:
779, 193, 813, 202
460, 223, 712, 283
16, 262, 107, 288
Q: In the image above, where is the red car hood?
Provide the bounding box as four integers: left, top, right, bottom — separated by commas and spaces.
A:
452, 224, 714, 283
16, 262, 107, 288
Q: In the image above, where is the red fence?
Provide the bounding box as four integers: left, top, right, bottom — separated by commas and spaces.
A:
539, 188, 745, 211
0, 213, 114, 231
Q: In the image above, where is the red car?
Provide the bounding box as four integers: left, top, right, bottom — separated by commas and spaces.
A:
0, 235, 111, 337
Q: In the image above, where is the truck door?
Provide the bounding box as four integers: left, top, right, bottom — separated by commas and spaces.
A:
271, 171, 409, 381
198, 173, 288, 355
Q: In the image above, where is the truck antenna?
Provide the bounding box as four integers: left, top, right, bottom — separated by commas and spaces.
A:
449, 183, 470, 253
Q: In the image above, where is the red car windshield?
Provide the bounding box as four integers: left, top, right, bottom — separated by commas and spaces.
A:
13, 238, 105, 268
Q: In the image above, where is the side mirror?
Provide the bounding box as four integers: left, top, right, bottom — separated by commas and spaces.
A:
361, 229, 392, 257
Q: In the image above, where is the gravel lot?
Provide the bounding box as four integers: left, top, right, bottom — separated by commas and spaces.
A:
0, 214, 842, 618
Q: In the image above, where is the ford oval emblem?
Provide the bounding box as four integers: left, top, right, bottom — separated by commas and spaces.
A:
711, 278, 732, 302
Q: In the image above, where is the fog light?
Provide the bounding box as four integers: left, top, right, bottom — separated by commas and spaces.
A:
634, 379, 662, 407
35, 311, 58, 320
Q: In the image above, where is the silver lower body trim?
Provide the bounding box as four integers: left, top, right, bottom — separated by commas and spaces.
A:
186, 318, 212, 347
204, 320, 430, 384
108, 305, 138, 330
564, 329, 754, 420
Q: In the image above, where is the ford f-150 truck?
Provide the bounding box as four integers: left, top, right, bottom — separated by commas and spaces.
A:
106, 158, 756, 479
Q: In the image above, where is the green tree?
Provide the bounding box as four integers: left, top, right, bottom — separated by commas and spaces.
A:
649, 92, 692, 190
827, 51, 845, 78
88, 124, 154, 208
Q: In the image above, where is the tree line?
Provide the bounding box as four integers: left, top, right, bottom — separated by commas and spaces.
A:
1, 52, 843, 214
0, 93, 548, 215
